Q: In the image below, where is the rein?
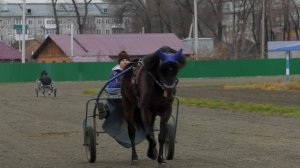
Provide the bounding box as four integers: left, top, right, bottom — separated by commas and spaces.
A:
147, 72, 178, 90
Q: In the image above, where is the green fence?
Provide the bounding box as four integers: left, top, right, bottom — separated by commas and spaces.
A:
178, 59, 295, 78
0, 62, 115, 83
0, 59, 299, 83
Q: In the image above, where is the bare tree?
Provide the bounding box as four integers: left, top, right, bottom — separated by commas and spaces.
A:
51, 0, 60, 34
105, 0, 300, 59
204, 0, 224, 42
230, 0, 253, 59
289, 0, 300, 40
72, 0, 92, 34
106, 0, 151, 33
249, 0, 261, 56
107, 0, 193, 37
280, 0, 291, 40
172, 1, 194, 38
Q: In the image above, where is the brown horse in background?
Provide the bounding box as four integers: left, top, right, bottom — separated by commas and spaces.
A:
121, 46, 185, 165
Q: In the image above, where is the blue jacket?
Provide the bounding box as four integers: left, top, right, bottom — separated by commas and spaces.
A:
107, 65, 123, 88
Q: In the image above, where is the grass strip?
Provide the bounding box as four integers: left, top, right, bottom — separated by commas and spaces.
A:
82, 89, 300, 118
180, 97, 300, 118
82, 88, 98, 95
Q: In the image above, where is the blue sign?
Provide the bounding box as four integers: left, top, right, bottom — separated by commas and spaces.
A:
14, 24, 28, 34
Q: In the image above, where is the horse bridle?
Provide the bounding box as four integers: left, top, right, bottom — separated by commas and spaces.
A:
132, 59, 178, 99
147, 71, 178, 90
134, 59, 178, 89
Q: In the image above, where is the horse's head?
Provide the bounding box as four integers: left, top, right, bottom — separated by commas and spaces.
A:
143, 46, 185, 90
157, 48, 184, 88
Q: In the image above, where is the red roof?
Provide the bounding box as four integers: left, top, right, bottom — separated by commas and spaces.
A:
0, 42, 21, 60
33, 33, 193, 62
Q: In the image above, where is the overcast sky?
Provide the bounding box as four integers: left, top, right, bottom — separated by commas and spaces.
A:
1, 0, 104, 3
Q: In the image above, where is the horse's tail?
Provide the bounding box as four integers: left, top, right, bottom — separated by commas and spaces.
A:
134, 107, 145, 132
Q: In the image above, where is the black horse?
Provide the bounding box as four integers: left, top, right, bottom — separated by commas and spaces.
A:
121, 46, 185, 165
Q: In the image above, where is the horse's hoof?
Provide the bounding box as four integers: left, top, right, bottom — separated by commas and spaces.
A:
157, 156, 166, 164
131, 155, 138, 161
158, 162, 169, 168
147, 147, 157, 160
131, 159, 139, 165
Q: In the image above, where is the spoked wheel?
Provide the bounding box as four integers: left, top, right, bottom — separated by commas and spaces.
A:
35, 88, 39, 97
53, 88, 57, 97
164, 123, 176, 160
84, 126, 96, 163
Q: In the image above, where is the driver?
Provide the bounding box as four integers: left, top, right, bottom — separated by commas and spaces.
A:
106, 51, 130, 94
40, 71, 52, 86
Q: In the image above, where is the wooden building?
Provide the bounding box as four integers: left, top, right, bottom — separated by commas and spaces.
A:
32, 33, 193, 63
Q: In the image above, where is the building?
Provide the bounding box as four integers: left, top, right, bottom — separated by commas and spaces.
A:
182, 38, 214, 59
32, 33, 193, 63
0, 2, 131, 46
0, 41, 21, 62
11, 39, 41, 62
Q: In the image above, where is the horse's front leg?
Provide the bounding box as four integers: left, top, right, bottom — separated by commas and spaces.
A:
123, 95, 138, 163
157, 120, 168, 164
146, 117, 157, 160
128, 122, 138, 162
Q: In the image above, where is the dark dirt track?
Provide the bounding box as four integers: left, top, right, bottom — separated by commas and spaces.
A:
0, 76, 300, 168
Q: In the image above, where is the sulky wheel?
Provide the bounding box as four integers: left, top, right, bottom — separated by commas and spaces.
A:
53, 88, 57, 97
35, 88, 39, 97
84, 126, 96, 163
164, 123, 176, 160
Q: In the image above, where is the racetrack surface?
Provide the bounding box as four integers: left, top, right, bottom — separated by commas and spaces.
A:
0, 77, 300, 168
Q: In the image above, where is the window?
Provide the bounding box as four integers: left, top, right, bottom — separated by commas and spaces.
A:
96, 18, 101, 24
46, 20, 55, 24
38, 20, 43, 25
105, 29, 110, 34
46, 29, 56, 35
7, 29, 13, 36
28, 19, 33, 25
97, 29, 101, 34
15, 18, 22, 25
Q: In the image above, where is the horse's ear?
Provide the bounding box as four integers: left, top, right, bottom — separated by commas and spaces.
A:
174, 49, 183, 61
158, 49, 165, 62
176, 49, 185, 68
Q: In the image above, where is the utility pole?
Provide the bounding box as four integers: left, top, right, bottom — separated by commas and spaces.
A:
194, 0, 198, 56
261, 0, 265, 59
22, 0, 26, 63
71, 24, 74, 58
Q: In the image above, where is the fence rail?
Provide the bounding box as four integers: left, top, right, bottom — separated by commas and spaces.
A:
0, 59, 299, 83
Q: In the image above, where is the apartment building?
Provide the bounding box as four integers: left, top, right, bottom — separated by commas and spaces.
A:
0, 3, 131, 46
